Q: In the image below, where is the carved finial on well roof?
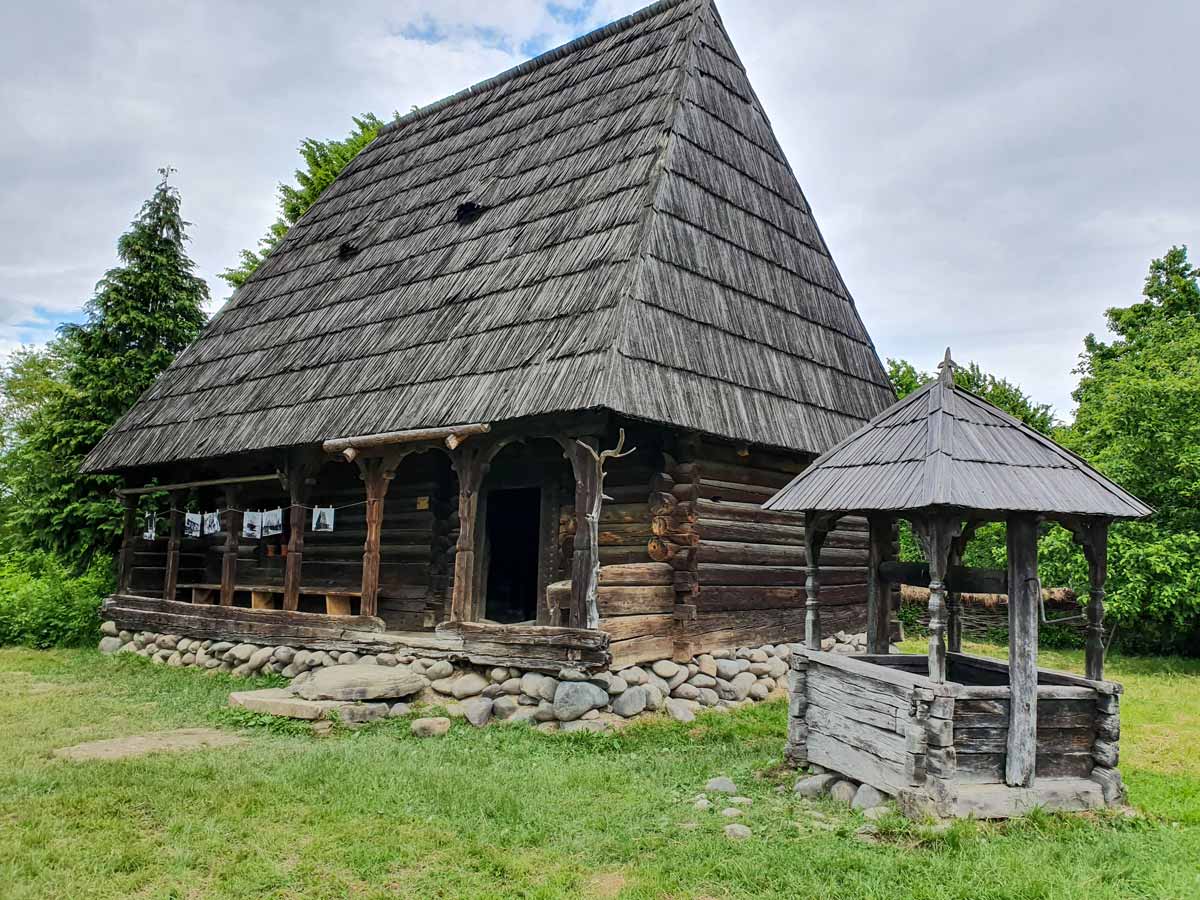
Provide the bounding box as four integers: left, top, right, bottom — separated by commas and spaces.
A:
936, 347, 959, 386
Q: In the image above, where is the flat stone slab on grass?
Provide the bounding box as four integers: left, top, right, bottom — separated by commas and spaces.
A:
230, 688, 343, 720
293, 666, 426, 702
54, 728, 245, 762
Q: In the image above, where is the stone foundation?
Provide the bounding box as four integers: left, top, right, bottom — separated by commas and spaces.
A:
98, 620, 874, 730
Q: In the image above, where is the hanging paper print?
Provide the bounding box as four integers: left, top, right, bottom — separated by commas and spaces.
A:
311, 506, 334, 532
184, 512, 202, 539
203, 511, 222, 536
261, 508, 284, 537
142, 512, 156, 541
242, 510, 262, 539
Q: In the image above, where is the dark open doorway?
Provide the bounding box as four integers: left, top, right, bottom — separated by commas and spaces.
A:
484, 487, 541, 623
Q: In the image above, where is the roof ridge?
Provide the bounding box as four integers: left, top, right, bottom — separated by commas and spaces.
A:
378, 0, 695, 138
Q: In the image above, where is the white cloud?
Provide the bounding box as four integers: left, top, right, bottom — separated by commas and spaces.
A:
1, 0, 1196, 420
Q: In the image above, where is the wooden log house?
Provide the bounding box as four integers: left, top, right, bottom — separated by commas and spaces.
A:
83, 0, 897, 672
768, 350, 1152, 817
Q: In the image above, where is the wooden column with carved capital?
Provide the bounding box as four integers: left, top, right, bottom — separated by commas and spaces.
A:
220, 486, 243, 606
358, 452, 407, 618
448, 442, 496, 623
865, 513, 894, 654
1067, 517, 1109, 682
911, 513, 962, 683
803, 511, 837, 650
163, 490, 185, 602
283, 450, 321, 612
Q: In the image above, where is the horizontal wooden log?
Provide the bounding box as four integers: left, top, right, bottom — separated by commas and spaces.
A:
684, 564, 868, 588
691, 442, 809, 474
436, 621, 609, 651
673, 478, 778, 504
807, 704, 909, 766
597, 546, 652, 566
949, 652, 1121, 695
598, 614, 674, 641
955, 726, 1096, 755
807, 680, 905, 733
806, 729, 909, 795
599, 563, 674, 586
674, 460, 795, 489
799, 647, 947, 694
693, 584, 865, 611
955, 751, 1095, 782
693, 540, 867, 567
549, 582, 676, 616
609, 634, 675, 669
655, 518, 871, 549
559, 503, 649, 526
648, 492, 677, 516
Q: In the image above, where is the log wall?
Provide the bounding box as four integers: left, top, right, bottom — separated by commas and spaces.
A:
657, 435, 872, 660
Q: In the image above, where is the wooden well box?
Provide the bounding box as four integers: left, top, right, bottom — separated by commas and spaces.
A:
786, 648, 1124, 818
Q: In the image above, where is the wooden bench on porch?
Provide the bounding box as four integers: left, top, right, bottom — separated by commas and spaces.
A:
178, 583, 362, 616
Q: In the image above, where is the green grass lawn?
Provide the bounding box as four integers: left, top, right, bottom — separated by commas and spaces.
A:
1, 642, 1197, 899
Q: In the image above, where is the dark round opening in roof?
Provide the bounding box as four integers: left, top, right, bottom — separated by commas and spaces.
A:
455, 201, 488, 225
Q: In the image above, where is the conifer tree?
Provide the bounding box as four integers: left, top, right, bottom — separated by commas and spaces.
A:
1, 168, 208, 563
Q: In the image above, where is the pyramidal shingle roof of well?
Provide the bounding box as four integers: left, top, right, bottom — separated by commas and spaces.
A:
765, 359, 1153, 519
84, 0, 895, 473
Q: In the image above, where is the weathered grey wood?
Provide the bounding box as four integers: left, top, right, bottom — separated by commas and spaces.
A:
866, 514, 894, 653
878, 561, 1008, 593
1006, 512, 1040, 787
950, 652, 1121, 694
797, 647, 947, 693
946, 521, 979, 653
910, 513, 962, 683
322, 422, 491, 455
1064, 517, 1110, 682
803, 511, 838, 650
806, 730, 909, 795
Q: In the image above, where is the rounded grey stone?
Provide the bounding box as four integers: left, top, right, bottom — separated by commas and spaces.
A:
610, 685, 647, 717
829, 780, 859, 805
553, 680, 609, 721
411, 717, 451, 737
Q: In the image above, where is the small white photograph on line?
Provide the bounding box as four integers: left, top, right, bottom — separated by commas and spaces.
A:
242, 510, 262, 539
262, 508, 284, 537
142, 512, 156, 541
184, 512, 202, 539
311, 506, 334, 532
203, 511, 222, 536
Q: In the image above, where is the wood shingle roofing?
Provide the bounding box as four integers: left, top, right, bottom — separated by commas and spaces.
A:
84, 0, 895, 474
765, 352, 1153, 520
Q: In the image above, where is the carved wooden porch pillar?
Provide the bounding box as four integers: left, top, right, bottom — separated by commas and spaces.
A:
865, 513, 894, 654
358, 451, 408, 618
220, 486, 242, 606
1006, 512, 1041, 787
118, 493, 137, 595
803, 511, 837, 650
283, 450, 320, 612
912, 513, 962, 683
163, 490, 184, 602
448, 442, 498, 623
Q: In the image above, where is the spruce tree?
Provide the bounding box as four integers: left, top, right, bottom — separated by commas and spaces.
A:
4, 168, 208, 563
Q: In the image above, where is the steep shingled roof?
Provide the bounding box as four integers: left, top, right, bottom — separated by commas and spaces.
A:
765, 352, 1153, 519
84, 0, 895, 473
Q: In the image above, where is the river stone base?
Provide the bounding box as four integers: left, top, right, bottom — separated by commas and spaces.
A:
101, 621, 876, 730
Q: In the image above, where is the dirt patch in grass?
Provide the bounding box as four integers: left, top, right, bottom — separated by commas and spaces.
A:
52, 728, 246, 761
585, 870, 627, 898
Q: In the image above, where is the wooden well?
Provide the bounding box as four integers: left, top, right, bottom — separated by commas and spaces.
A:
786, 649, 1124, 818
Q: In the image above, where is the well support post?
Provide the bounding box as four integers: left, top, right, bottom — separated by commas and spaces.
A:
1067, 517, 1110, 682
866, 513, 894, 653
1006, 512, 1040, 787
911, 513, 961, 683
803, 511, 836, 650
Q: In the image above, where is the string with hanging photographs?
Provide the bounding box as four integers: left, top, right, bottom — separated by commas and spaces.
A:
139, 500, 368, 539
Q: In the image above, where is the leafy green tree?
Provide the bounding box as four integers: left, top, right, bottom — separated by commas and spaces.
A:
1043, 246, 1200, 651
886, 357, 1055, 434
221, 114, 388, 288
0, 168, 208, 564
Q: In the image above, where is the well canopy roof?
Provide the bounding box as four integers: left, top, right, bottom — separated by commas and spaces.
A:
83, 0, 893, 474
765, 351, 1153, 520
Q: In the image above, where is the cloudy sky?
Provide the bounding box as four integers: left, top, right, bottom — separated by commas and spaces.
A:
2, 0, 1195, 420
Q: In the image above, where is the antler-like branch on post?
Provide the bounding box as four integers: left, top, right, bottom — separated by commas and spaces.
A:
576, 428, 636, 501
